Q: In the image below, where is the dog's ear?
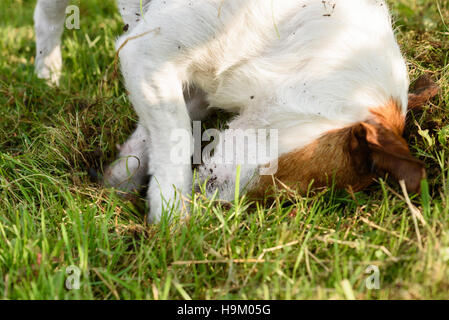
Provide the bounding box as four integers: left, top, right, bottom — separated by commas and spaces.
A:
408, 74, 439, 110
358, 122, 426, 193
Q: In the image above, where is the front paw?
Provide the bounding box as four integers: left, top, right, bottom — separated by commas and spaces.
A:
146, 174, 191, 224
36, 66, 61, 86
35, 46, 62, 86
147, 190, 163, 224
103, 155, 149, 194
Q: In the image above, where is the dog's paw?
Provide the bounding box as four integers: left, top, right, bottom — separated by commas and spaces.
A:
102, 155, 149, 194
103, 125, 151, 194
36, 67, 61, 86
35, 46, 62, 86
146, 173, 192, 224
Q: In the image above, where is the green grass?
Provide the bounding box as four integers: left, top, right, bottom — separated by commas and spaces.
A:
0, 0, 448, 300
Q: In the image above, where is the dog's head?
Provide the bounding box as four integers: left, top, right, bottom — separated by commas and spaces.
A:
251, 100, 425, 198
349, 101, 425, 193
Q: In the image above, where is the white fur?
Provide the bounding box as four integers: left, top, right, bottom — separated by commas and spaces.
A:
103, 124, 150, 192
35, 0, 409, 223
34, 0, 69, 85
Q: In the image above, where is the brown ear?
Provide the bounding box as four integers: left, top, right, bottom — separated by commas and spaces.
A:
408, 74, 439, 110
360, 122, 426, 193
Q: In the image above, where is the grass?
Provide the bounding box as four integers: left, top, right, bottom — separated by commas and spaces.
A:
0, 0, 448, 300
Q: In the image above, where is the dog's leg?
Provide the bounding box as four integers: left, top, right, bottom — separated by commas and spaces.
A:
115, 0, 233, 222
103, 124, 150, 193
117, 33, 193, 224
34, 0, 70, 85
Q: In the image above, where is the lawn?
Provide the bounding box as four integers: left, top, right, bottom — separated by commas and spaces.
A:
0, 0, 448, 300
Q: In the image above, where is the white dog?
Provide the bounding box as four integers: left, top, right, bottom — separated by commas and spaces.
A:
35, 0, 428, 223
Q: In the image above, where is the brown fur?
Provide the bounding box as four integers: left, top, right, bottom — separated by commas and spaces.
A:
249, 100, 426, 199
408, 74, 439, 110
249, 123, 377, 199
363, 100, 426, 193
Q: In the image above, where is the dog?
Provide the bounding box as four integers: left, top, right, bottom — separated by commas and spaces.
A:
35, 0, 438, 223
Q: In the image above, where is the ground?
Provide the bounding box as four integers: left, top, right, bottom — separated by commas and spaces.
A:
0, 0, 448, 299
